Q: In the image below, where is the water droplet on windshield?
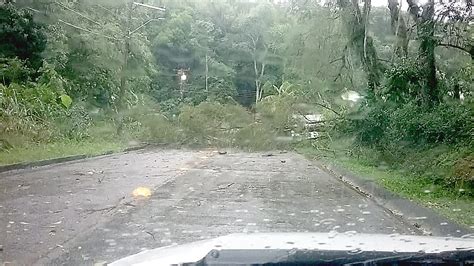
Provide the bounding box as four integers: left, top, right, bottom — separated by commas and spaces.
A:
336, 208, 345, 212
320, 218, 336, 225
347, 248, 363, 255
440, 222, 448, 226
361, 211, 371, 215
328, 230, 338, 238
344, 230, 357, 236
452, 208, 461, 212
423, 190, 431, 193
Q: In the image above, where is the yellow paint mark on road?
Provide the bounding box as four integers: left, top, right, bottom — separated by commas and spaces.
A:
132, 187, 152, 198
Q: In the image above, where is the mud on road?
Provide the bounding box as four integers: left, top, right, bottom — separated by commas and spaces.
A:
1, 149, 419, 265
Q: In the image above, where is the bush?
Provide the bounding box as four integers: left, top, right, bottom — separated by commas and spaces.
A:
55, 103, 92, 140
452, 155, 474, 188
0, 81, 72, 144
258, 95, 296, 133
352, 101, 473, 148
138, 113, 182, 144
178, 102, 253, 147
339, 99, 474, 190
234, 123, 286, 151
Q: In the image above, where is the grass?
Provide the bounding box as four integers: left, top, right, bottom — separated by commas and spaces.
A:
296, 144, 474, 227
0, 139, 127, 166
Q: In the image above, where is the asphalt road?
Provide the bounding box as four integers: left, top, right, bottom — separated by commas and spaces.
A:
0, 149, 421, 265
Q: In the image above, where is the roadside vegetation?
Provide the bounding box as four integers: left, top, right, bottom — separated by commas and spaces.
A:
0, 1, 472, 226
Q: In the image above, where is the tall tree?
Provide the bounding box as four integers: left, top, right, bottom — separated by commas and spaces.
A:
337, 0, 383, 98
0, 4, 46, 68
387, 0, 409, 57
407, 0, 439, 105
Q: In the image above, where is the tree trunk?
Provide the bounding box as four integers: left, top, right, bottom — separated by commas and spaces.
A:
337, 0, 382, 98
407, 0, 439, 106
205, 53, 209, 93
387, 0, 408, 57
117, 0, 132, 135
253, 58, 260, 105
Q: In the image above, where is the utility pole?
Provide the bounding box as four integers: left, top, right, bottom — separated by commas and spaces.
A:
205, 53, 209, 93
117, 0, 133, 135
116, 1, 165, 135
177, 68, 188, 100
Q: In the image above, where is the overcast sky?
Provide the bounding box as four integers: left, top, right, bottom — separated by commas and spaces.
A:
372, 0, 388, 6
372, 0, 429, 10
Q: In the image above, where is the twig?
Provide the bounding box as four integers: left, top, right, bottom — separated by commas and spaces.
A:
313, 102, 342, 117
145, 231, 156, 240
84, 205, 116, 214
217, 183, 235, 190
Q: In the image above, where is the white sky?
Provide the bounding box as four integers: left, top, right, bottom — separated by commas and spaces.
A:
372, 0, 389, 6
372, 0, 429, 9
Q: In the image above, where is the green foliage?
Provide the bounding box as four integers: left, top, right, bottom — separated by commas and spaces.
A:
338, 100, 473, 190
452, 155, 474, 188
0, 4, 46, 68
60, 94, 72, 108
382, 59, 423, 103
178, 102, 253, 146
352, 101, 473, 147
0, 57, 31, 84
234, 123, 288, 151
0, 0, 471, 197
258, 94, 296, 133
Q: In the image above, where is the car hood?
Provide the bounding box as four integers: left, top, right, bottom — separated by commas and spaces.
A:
110, 232, 474, 265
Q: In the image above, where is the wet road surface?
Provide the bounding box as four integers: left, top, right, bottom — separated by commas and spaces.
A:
0, 149, 419, 265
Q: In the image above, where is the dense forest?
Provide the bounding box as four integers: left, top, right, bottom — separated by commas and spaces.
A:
0, 0, 473, 220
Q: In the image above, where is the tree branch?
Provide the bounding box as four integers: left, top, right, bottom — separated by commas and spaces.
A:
438, 43, 474, 59
314, 102, 342, 117
406, 0, 421, 20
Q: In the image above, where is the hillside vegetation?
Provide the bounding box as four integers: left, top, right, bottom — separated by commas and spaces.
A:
0, 1, 472, 224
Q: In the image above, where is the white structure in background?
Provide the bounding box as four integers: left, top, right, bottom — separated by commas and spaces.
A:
341, 89, 363, 102
291, 113, 323, 140
341, 89, 363, 107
